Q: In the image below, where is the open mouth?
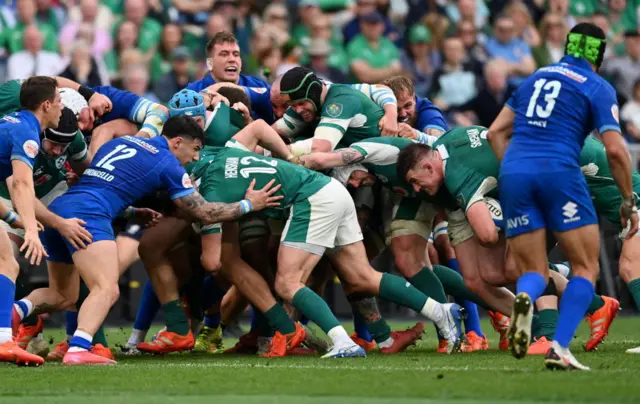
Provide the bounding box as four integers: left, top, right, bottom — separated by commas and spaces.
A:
398, 116, 409, 123
225, 66, 238, 73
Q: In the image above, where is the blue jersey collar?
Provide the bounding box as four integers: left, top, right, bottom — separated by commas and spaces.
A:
559, 55, 593, 71
19, 110, 42, 134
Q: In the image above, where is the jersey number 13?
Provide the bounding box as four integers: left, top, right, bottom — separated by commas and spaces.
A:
525, 79, 561, 119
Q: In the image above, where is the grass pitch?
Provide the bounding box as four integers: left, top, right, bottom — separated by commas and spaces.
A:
1, 317, 639, 403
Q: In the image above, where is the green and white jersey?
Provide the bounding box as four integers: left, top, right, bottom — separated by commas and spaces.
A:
203, 103, 246, 147
0, 130, 88, 199
433, 126, 499, 212
193, 147, 331, 217
580, 135, 640, 228
0, 79, 23, 117
350, 136, 455, 207
276, 84, 384, 145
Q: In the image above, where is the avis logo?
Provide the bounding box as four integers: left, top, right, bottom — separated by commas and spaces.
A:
507, 215, 529, 229
562, 201, 580, 223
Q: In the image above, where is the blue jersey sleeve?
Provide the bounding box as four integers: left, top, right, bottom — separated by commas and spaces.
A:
93, 86, 144, 124
9, 124, 40, 169
416, 98, 448, 133
589, 82, 621, 134
160, 157, 196, 200
505, 90, 517, 111
243, 86, 273, 123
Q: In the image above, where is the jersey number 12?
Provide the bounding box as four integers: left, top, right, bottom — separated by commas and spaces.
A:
526, 79, 561, 119
95, 144, 138, 171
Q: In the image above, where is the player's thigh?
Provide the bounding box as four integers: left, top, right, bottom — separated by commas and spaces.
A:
72, 240, 120, 289
553, 224, 600, 282
476, 232, 515, 285
0, 226, 19, 278
138, 216, 190, 263
330, 241, 381, 295
116, 235, 140, 276
507, 228, 549, 276
451, 236, 483, 288
390, 233, 428, 274
427, 237, 439, 265
619, 236, 640, 282
47, 260, 80, 302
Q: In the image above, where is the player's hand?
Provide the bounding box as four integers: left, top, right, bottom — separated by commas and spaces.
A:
66, 171, 80, 187
200, 91, 229, 108
135, 208, 163, 228
379, 114, 398, 137
20, 228, 47, 266
620, 198, 639, 239
88, 92, 112, 117
56, 217, 93, 250
398, 123, 417, 140
11, 217, 44, 231
232, 102, 254, 126
244, 179, 284, 212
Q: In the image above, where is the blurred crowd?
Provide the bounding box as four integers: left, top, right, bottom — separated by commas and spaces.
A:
0, 0, 638, 138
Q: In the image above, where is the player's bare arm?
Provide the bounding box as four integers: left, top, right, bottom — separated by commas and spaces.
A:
601, 129, 639, 237
88, 119, 139, 160
466, 202, 500, 245
299, 148, 365, 170
10, 160, 47, 265
487, 107, 515, 161
53, 77, 112, 115
174, 179, 283, 224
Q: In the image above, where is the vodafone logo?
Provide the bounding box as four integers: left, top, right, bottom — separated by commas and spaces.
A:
182, 173, 193, 188
23, 140, 39, 158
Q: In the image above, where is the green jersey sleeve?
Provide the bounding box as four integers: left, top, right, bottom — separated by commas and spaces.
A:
274, 108, 308, 138
0, 79, 23, 117
317, 93, 362, 135
444, 163, 493, 212
68, 131, 88, 162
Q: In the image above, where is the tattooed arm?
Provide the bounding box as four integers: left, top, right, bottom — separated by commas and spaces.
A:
298, 148, 365, 171
173, 179, 284, 224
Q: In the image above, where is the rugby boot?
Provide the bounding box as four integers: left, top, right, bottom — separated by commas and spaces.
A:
15, 315, 43, 349
63, 350, 116, 366
489, 310, 510, 351
380, 322, 425, 354
137, 330, 195, 354
544, 341, 590, 371
261, 322, 306, 358
47, 340, 69, 361
350, 332, 376, 352
224, 331, 259, 354
507, 293, 534, 359
193, 325, 224, 354
91, 344, 115, 360
0, 340, 44, 366
585, 296, 619, 352
460, 331, 489, 352
436, 340, 449, 353
527, 337, 552, 355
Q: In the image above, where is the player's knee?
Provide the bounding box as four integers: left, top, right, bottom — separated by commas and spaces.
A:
274, 274, 299, 302
105, 283, 120, 307
618, 255, 635, 283
479, 269, 507, 287
0, 255, 19, 279
476, 229, 499, 246
393, 252, 422, 277
201, 254, 222, 274
463, 276, 484, 296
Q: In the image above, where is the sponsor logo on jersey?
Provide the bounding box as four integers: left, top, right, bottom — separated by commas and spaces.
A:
225, 157, 239, 179
542, 65, 587, 83
326, 103, 343, 118
3, 115, 20, 124
562, 201, 580, 223
249, 87, 267, 94
55, 156, 68, 169
123, 136, 159, 154
34, 174, 52, 185
611, 104, 619, 123
181, 173, 193, 188
507, 214, 529, 229
23, 140, 39, 158
375, 174, 388, 183
466, 128, 482, 148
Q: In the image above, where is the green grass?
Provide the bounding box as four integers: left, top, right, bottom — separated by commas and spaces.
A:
2, 317, 640, 403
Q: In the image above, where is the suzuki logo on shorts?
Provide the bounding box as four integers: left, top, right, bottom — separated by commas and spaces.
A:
507, 215, 529, 230
562, 201, 580, 223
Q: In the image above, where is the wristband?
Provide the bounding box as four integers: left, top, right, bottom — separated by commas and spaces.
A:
240, 199, 252, 214
78, 86, 96, 102
124, 206, 136, 219
3, 211, 18, 225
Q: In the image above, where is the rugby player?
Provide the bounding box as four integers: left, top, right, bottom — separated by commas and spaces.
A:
488, 23, 636, 370
16, 115, 283, 365
0, 77, 62, 366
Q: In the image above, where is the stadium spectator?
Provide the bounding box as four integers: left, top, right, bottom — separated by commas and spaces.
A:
532, 13, 568, 67
112, 48, 145, 89
601, 30, 640, 105
569, 0, 597, 22
2, 0, 58, 54
104, 21, 141, 79
445, 0, 490, 28
549, 0, 576, 29
291, 0, 321, 49
66, 0, 114, 32
170, 0, 214, 25
400, 24, 439, 97
621, 79, 640, 141
305, 13, 348, 73
35, 0, 64, 33
347, 11, 402, 84
151, 24, 183, 84
591, 12, 616, 59
262, 4, 289, 33
452, 59, 515, 128
505, 1, 541, 48
420, 12, 451, 52
485, 14, 535, 87
58, 39, 110, 88
457, 20, 488, 69
430, 35, 479, 112
7, 24, 62, 79
59, 0, 112, 58
122, 64, 160, 103
305, 38, 347, 84
342, 0, 400, 46
607, 0, 638, 56
115, 0, 162, 53
153, 46, 194, 102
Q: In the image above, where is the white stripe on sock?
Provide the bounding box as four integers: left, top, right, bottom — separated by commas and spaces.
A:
19, 299, 34, 318
73, 330, 94, 344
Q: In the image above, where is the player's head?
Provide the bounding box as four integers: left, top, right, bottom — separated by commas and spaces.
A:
206, 31, 241, 83
383, 76, 416, 125
216, 86, 252, 109
280, 67, 324, 122
397, 143, 444, 195
564, 23, 607, 71
20, 76, 62, 128
162, 115, 205, 166
168, 89, 207, 128
332, 165, 377, 188
41, 107, 78, 158
59, 87, 94, 131
270, 75, 288, 119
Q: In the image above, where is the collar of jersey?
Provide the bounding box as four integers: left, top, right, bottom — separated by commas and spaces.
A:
20, 110, 41, 134
560, 54, 592, 71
